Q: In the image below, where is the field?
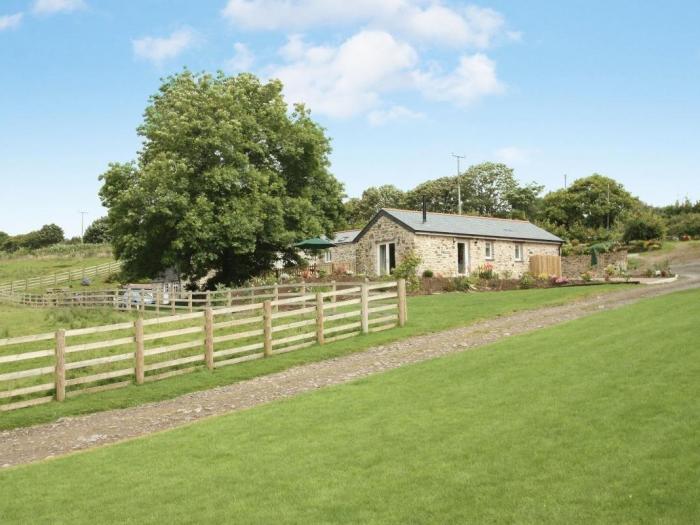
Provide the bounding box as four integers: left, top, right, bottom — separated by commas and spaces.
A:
1, 288, 697, 523
0, 284, 630, 430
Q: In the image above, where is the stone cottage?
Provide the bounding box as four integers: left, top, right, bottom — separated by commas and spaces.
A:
322, 208, 563, 278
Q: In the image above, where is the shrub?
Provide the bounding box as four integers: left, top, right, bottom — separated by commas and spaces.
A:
453, 276, 473, 292
580, 271, 593, 282
667, 213, 700, 238
393, 250, 422, 291
519, 272, 534, 289
422, 269, 434, 278
622, 212, 666, 242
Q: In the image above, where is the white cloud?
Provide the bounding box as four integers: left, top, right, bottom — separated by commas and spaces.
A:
132, 29, 195, 64
33, 0, 86, 14
0, 13, 23, 31
222, 1, 511, 48
367, 105, 424, 126
271, 31, 418, 118
495, 146, 532, 164
413, 53, 504, 106
225, 42, 254, 72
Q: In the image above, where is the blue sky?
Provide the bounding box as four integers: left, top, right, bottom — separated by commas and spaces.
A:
1, 0, 699, 236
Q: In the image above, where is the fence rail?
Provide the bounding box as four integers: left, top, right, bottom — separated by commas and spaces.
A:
0, 261, 121, 296
0, 280, 407, 412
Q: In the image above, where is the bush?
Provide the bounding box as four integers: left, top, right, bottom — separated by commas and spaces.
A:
422, 269, 434, 278
580, 271, 593, 282
83, 217, 112, 244
622, 212, 666, 242
453, 276, 473, 292
392, 251, 422, 291
475, 263, 495, 280
519, 272, 534, 289
667, 213, 700, 238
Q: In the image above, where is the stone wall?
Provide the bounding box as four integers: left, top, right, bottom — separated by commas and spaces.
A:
561, 251, 628, 278
414, 235, 559, 278
316, 243, 356, 266
355, 215, 416, 275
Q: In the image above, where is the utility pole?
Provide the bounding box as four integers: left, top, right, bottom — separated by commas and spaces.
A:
79, 211, 88, 243
451, 153, 465, 214
564, 173, 568, 189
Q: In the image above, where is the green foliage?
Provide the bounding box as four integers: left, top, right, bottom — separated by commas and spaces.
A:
475, 263, 495, 280
344, 185, 406, 228
392, 250, 421, 290
422, 269, 434, 278
453, 276, 473, 291
83, 217, 112, 244
99, 71, 345, 286
542, 174, 640, 233
519, 272, 535, 289
404, 162, 543, 219
622, 212, 666, 242
667, 213, 700, 238
1, 224, 65, 252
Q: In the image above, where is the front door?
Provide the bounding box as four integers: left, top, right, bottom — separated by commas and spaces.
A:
457, 242, 469, 275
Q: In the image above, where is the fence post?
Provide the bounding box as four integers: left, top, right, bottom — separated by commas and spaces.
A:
204, 308, 214, 370
54, 329, 66, 402
24, 279, 28, 291
331, 280, 337, 312
361, 282, 369, 334
227, 290, 232, 307
301, 280, 307, 308
250, 289, 255, 305
397, 278, 407, 327
206, 290, 211, 307
315, 292, 325, 345
156, 290, 161, 316
188, 291, 193, 313
126, 284, 132, 311
171, 290, 176, 315
273, 284, 279, 312
134, 317, 144, 385
263, 300, 272, 357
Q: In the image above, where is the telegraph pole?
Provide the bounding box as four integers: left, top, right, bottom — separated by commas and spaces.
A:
79, 211, 88, 242
564, 173, 568, 189
451, 153, 465, 214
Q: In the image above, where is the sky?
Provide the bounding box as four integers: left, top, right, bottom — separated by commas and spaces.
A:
1, 0, 699, 236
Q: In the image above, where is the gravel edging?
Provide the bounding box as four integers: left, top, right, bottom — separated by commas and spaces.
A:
1, 276, 698, 469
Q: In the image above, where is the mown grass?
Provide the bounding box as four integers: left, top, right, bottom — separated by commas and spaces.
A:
0, 284, 630, 431
1, 288, 698, 524
0, 255, 114, 284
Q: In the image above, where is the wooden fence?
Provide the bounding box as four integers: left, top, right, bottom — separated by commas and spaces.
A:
0, 280, 407, 412
1, 280, 368, 312
0, 261, 121, 296
529, 255, 562, 277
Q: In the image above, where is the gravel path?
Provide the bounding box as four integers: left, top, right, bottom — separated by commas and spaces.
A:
1, 274, 698, 469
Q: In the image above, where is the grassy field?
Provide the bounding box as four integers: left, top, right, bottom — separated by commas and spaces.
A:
0, 255, 114, 283
0, 284, 631, 430
1, 288, 697, 523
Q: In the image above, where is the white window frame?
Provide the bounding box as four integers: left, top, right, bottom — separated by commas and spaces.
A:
324, 250, 332, 263
484, 241, 494, 261
376, 242, 396, 276
514, 243, 523, 262
456, 242, 468, 275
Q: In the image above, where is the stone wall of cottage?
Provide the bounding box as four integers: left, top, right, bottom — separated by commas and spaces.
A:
315, 243, 356, 267
413, 235, 559, 278
561, 251, 628, 278
355, 215, 416, 275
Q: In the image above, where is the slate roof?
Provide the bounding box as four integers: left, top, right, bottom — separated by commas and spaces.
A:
359, 209, 563, 244
331, 229, 361, 244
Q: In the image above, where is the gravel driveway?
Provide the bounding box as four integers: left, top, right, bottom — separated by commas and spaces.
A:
1, 274, 698, 469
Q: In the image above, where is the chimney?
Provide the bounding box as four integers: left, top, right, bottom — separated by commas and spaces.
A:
422, 198, 427, 223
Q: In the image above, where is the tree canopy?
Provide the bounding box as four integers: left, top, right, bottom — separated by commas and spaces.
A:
0, 224, 64, 252
83, 217, 112, 244
344, 185, 406, 228
100, 71, 345, 285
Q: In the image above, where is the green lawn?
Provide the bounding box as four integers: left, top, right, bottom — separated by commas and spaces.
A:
1, 288, 697, 523
0, 255, 114, 284
0, 284, 630, 430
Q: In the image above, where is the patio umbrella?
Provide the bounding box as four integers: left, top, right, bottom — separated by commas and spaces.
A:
294, 237, 337, 249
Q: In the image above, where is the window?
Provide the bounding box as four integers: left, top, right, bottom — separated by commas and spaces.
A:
514, 243, 523, 262
377, 242, 396, 276
324, 250, 332, 263
457, 242, 467, 274
484, 241, 494, 260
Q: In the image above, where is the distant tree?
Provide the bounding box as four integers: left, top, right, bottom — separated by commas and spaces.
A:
0, 231, 8, 251
622, 212, 667, 242
100, 71, 345, 285
542, 174, 640, 231
405, 162, 542, 218
83, 217, 112, 244
345, 185, 406, 227
667, 213, 700, 238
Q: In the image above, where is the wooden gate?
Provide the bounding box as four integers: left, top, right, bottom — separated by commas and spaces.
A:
529, 255, 562, 277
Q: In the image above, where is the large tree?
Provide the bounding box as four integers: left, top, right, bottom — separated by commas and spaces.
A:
542, 174, 639, 230
82, 216, 112, 244
100, 71, 345, 285
404, 162, 542, 218
344, 185, 406, 227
